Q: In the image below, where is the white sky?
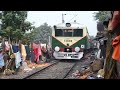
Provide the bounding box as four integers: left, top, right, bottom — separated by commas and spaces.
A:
26, 11, 98, 36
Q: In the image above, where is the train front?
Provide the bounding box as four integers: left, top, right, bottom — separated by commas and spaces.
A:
52, 22, 88, 60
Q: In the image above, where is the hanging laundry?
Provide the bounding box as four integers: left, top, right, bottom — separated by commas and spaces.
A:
15, 51, 22, 68
32, 43, 39, 62
0, 43, 2, 47
0, 53, 4, 68
38, 44, 42, 57
33, 48, 38, 62
21, 44, 27, 61
41, 46, 47, 53
3, 51, 10, 65
5, 41, 10, 51
12, 45, 19, 53
31, 50, 35, 62
112, 35, 120, 62
25, 45, 31, 60
8, 44, 13, 56
41, 46, 48, 58
33, 43, 42, 62
33, 43, 38, 49
10, 44, 13, 54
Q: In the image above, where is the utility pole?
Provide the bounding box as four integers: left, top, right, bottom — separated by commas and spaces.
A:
62, 14, 66, 23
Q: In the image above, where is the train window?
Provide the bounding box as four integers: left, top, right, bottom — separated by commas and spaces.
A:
55, 29, 63, 36
73, 29, 83, 37
63, 29, 73, 37
55, 29, 83, 37
64, 29, 73, 32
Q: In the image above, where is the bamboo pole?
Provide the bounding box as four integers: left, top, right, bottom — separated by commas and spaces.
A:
104, 32, 112, 79
104, 31, 117, 79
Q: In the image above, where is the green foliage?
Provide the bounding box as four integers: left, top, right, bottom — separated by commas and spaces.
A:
0, 26, 12, 37
22, 21, 35, 32
29, 23, 52, 44
22, 33, 30, 45
0, 11, 34, 43
93, 11, 111, 22
1, 11, 27, 30
22, 28, 37, 44
13, 29, 24, 40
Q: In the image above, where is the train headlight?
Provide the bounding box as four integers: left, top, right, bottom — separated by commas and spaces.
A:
81, 45, 85, 48
75, 47, 80, 52
55, 46, 60, 52
67, 49, 69, 51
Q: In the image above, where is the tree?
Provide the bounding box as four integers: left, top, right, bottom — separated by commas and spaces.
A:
93, 11, 111, 22
22, 29, 37, 45
29, 23, 52, 44
22, 21, 35, 32
93, 11, 111, 36
1, 11, 27, 30
0, 11, 34, 43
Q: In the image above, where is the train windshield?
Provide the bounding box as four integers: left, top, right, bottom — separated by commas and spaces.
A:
55, 29, 83, 37
64, 29, 73, 37
73, 29, 83, 37
55, 29, 63, 36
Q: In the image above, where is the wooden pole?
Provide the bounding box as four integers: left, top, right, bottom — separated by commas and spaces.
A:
104, 31, 117, 79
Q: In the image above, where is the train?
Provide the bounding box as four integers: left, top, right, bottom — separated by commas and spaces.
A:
51, 21, 91, 60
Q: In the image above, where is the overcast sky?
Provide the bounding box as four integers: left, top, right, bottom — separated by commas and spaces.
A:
26, 11, 98, 36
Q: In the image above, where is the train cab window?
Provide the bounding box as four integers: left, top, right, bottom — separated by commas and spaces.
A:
55, 29, 63, 36
64, 29, 73, 37
73, 29, 83, 37
55, 29, 83, 37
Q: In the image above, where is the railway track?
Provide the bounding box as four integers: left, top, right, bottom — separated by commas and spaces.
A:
23, 51, 92, 79
23, 60, 60, 79
0, 50, 93, 79
24, 60, 78, 79
62, 62, 77, 79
